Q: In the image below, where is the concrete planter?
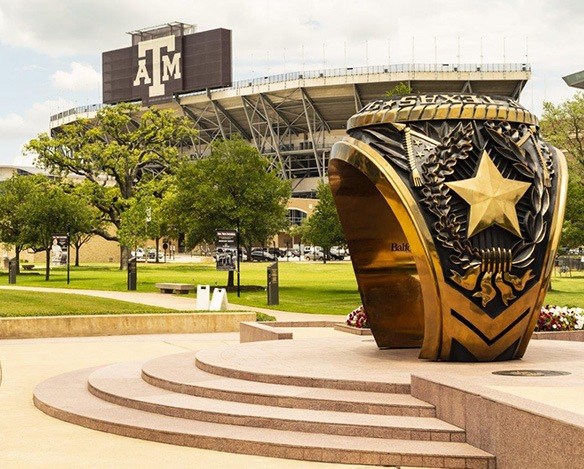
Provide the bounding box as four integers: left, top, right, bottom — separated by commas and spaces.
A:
0, 312, 256, 339
532, 330, 584, 341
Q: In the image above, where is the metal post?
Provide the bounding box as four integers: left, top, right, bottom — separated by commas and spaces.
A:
66, 232, 70, 285
127, 257, 137, 291
237, 222, 241, 298
8, 258, 17, 284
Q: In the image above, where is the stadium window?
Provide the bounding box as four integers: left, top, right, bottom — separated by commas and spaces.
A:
287, 209, 308, 226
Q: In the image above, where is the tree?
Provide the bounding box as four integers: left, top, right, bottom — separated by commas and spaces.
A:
301, 181, 346, 263
540, 93, 584, 169
20, 178, 95, 280
25, 102, 197, 268
169, 136, 291, 283
0, 174, 41, 271
560, 178, 584, 249
540, 93, 584, 250
0, 174, 94, 278
117, 178, 173, 262
385, 82, 413, 97
63, 182, 100, 267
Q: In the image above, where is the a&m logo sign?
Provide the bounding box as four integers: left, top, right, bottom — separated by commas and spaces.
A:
133, 36, 182, 103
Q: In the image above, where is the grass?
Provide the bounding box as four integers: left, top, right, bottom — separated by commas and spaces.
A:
3, 261, 584, 318
1, 260, 360, 316
545, 272, 584, 307
0, 290, 171, 317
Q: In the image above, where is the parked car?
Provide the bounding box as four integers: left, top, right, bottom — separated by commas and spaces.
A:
250, 249, 277, 262
305, 247, 324, 261
256, 247, 285, 258
285, 248, 300, 258
330, 246, 347, 260
147, 249, 163, 260
131, 248, 145, 260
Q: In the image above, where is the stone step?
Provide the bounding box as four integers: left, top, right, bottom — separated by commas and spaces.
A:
88, 360, 464, 442
34, 367, 495, 468
194, 343, 412, 393
142, 351, 435, 416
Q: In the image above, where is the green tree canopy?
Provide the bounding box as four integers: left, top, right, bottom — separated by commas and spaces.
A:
540, 93, 584, 249
169, 136, 291, 252
0, 174, 40, 266
541, 93, 584, 170
25, 103, 197, 266
301, 181, 346, 262
385, 82, 413, 97
0, 174, 95, 278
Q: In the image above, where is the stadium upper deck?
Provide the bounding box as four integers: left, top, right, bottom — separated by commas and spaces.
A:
50, 62, 531, 197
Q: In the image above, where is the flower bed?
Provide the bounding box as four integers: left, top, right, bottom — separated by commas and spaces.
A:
346, 305, 369, 329
346, 305, 584, 333
536, 306, 584, 332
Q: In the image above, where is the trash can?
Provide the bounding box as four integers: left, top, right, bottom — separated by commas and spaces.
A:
8, 258, 17, 284
267, 261, 279, 305
127, 257, 137, 291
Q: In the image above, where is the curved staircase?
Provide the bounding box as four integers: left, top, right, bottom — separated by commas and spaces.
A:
34, 341, 495, 468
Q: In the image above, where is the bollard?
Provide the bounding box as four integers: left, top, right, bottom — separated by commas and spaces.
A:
127, 257, 137, 290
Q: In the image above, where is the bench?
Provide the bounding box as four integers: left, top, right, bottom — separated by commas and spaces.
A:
155, 283, 195, 294
22, 265, 35, 271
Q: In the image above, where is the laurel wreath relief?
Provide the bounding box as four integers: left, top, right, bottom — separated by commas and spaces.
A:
358, 119, 554, 309
418, 121, 553, 308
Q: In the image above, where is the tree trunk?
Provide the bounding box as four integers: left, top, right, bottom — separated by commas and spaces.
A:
155, 237, 160, 263
75, 243, 81, 267
14, 245, 22, 274
120, 245, 130, 270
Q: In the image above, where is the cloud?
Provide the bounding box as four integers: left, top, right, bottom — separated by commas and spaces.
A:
0, 97, 77, 164
51, 62, 101, 91
15, 64, 44, 72
0, 0, 199, 56
0, 97, 74, 139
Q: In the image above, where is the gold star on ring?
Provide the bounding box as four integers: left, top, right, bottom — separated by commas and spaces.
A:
446, 151, 531, 238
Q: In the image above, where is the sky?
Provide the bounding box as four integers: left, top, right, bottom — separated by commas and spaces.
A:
0, 0, 583, 166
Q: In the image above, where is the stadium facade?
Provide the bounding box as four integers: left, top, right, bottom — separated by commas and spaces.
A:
0, 24, 534, 263
50, 23, 532, 200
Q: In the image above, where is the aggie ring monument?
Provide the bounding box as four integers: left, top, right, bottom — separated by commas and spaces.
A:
329, 93, 568, 361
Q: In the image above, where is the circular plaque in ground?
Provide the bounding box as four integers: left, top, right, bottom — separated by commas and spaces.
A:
492, 370, 571, 377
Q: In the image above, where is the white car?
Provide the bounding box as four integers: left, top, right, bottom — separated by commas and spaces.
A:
131, 248, 145, 260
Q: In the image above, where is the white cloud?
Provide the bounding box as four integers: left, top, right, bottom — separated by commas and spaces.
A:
0, 97, 77, 165
51, 62, 101, 91
0, 97, 74, 139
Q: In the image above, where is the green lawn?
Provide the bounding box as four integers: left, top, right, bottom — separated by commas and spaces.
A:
545, 273, 584, 308
0, 290, 171, 317
2, 261, 584, 317
2, 260, 361, 315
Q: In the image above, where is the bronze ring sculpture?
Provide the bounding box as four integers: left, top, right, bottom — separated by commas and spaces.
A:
329, 94, 567, 361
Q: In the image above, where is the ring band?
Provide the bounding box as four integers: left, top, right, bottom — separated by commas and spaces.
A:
330, 94, 567, 361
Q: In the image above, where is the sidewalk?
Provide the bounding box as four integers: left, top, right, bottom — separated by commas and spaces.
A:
0, 285, 358, 468
3, 286, 582, 468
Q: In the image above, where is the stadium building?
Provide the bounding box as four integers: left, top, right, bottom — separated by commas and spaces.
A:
50, 22, 531, 198
42, 22, 533, 259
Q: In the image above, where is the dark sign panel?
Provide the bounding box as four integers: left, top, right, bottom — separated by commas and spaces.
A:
103, 28, 232, 105
216, 230, 237, 271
